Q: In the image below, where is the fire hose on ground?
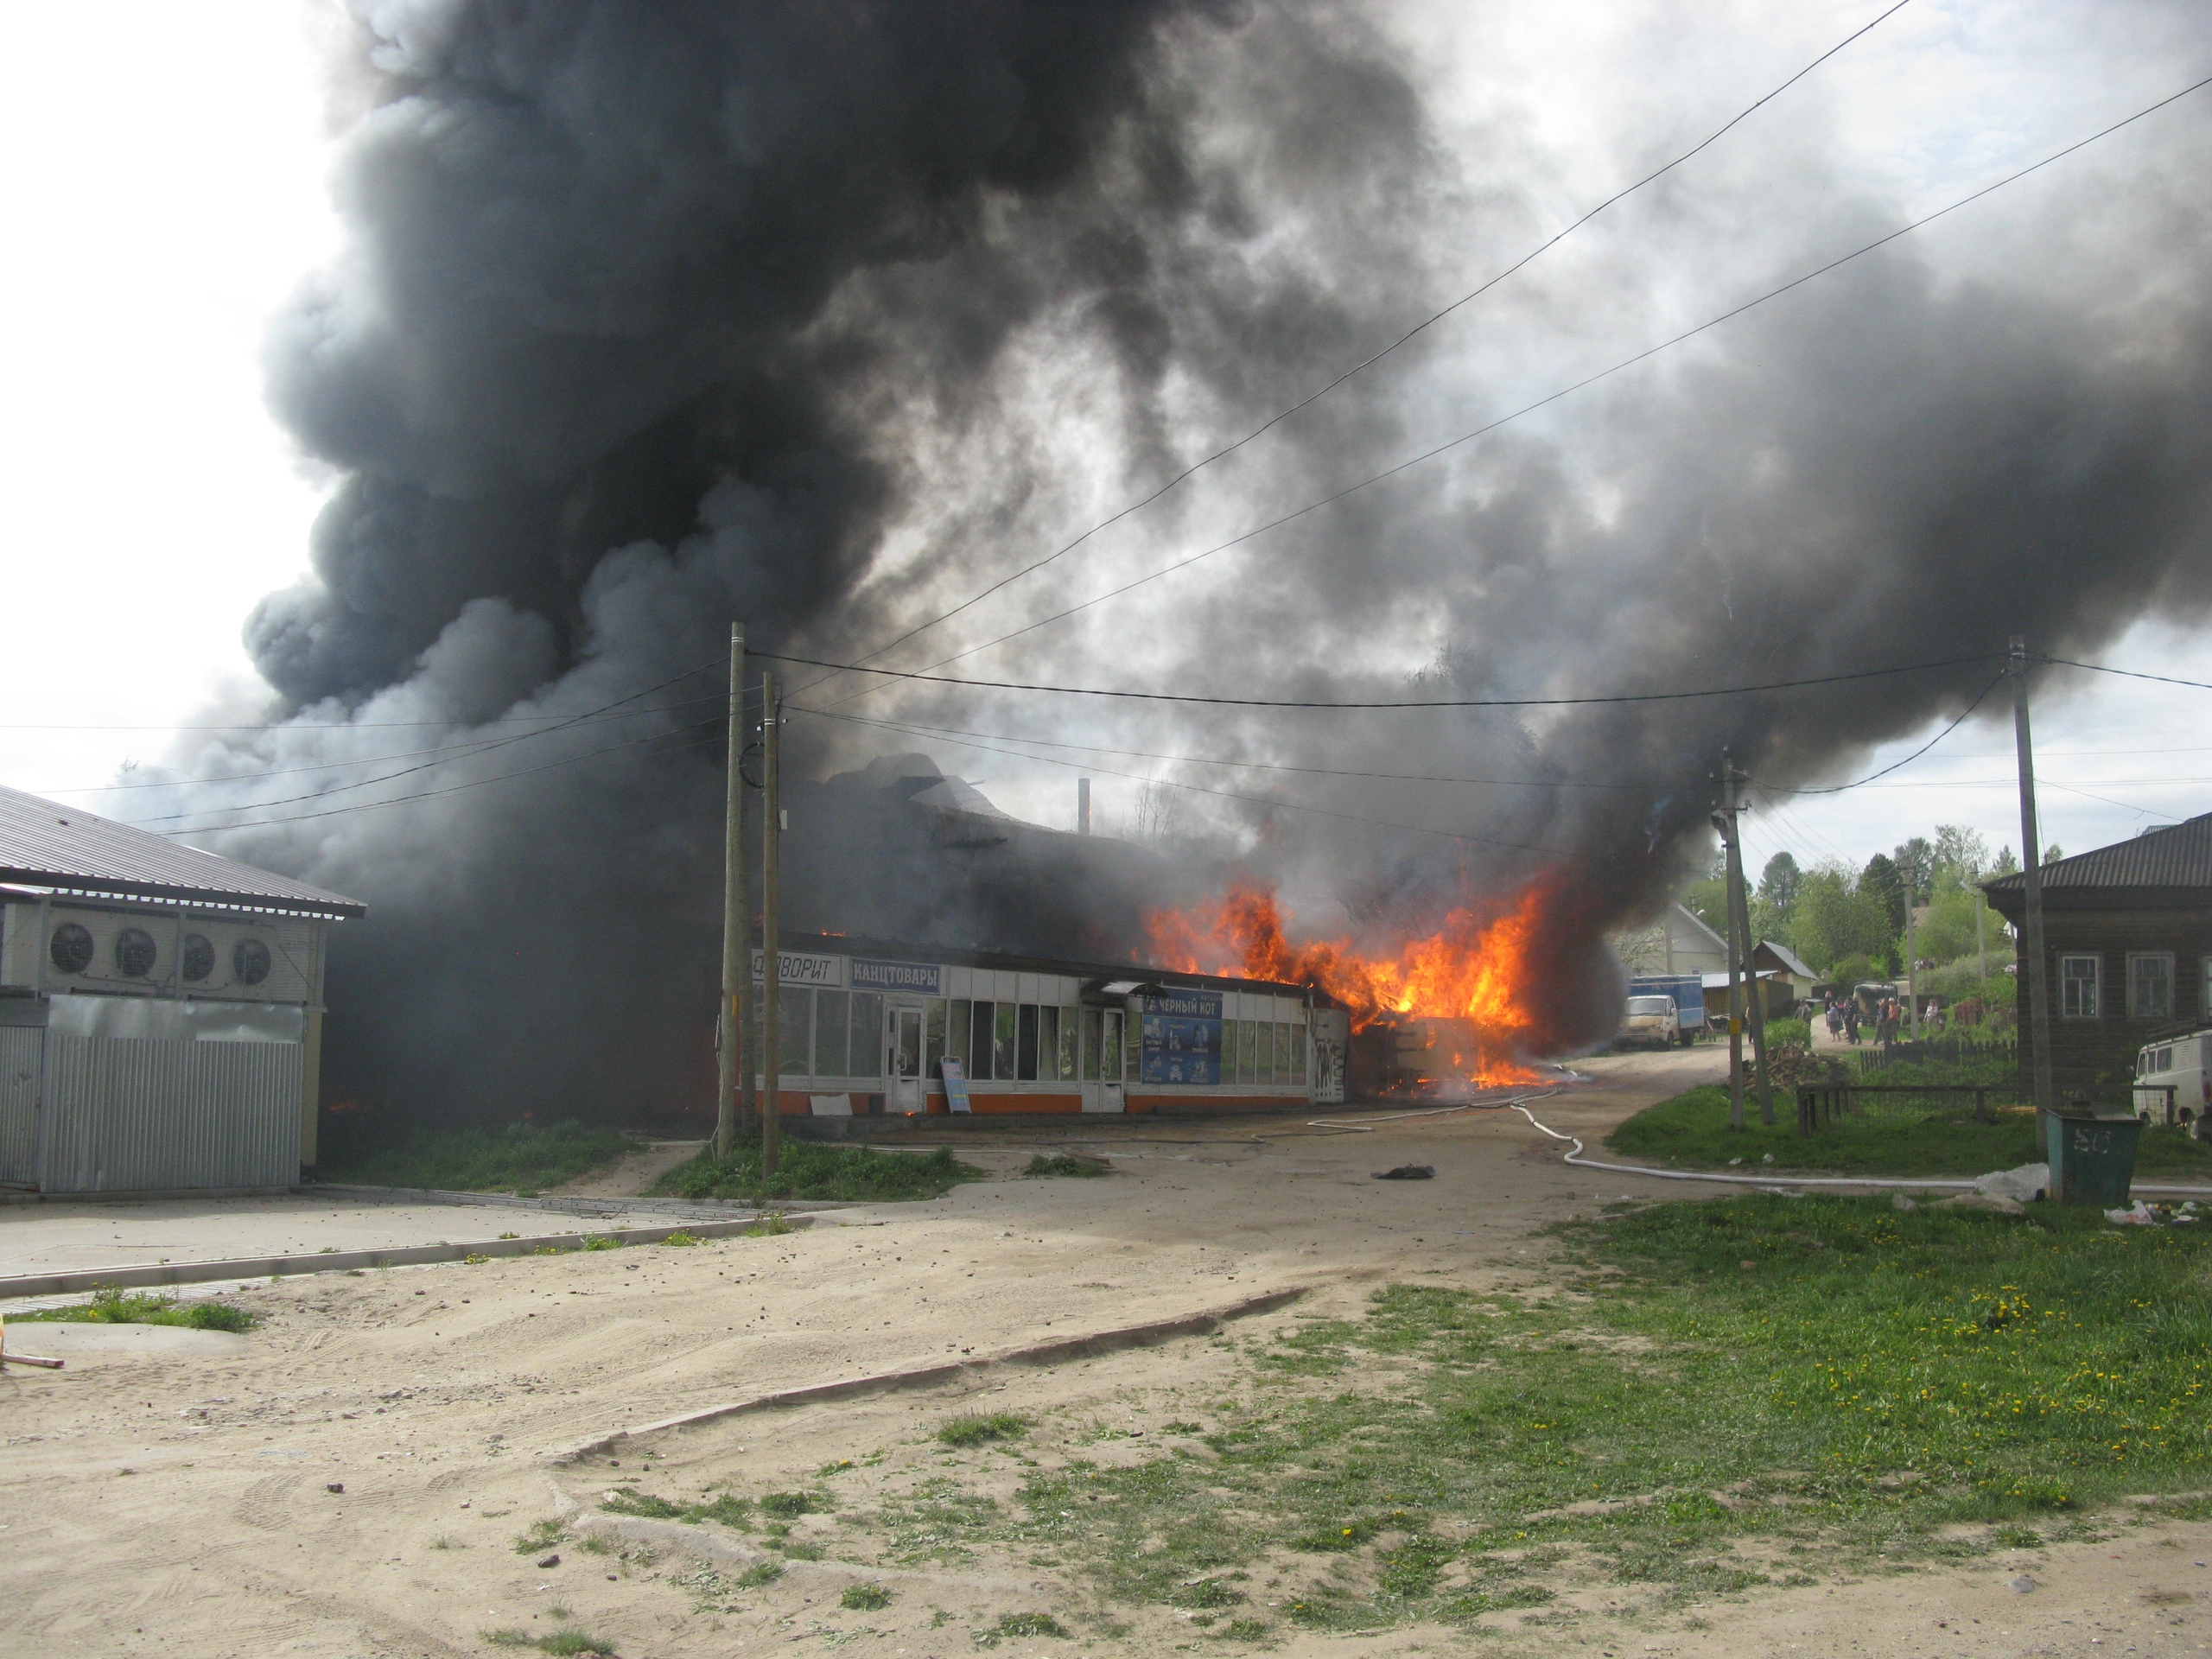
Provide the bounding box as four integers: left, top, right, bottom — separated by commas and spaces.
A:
1307, 1085, 2212, 1200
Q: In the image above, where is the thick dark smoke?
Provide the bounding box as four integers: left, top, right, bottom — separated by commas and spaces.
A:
164, 0, 1453, 1121
160, 1, 2212, 1117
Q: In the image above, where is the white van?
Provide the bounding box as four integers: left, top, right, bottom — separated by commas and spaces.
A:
1618, 995, 1681, 1050
2133, 1031, 2212, 1128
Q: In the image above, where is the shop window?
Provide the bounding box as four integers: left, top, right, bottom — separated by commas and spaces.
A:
851, 993, 885, 1078
969, 1001, 995, 1077
946, 999, 971, 1070
994, 1003, 1018, 1081
1037, 1006, 1061, 1080
2060, 956, 2100, 1019
814, 989, 849, 1077
1081, 1008, 1103, 1080
778, 986, 811, 1074
2130, 953, 2174, 1020
925, 1000, 947, 1075
1234, 1020, 1255, 1084
1052, 1006, 1077, 1080
1017, 1004, 1040, 1080
2202, 959, 2212, 1020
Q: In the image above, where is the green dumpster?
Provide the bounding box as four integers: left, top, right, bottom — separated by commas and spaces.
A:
2041, 1109, 2143, 1206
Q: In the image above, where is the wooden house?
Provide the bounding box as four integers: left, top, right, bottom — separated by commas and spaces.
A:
1983, 813, 2212, 1103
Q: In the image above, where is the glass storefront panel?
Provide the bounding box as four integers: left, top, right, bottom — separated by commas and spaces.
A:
850, 992, 884, 1077
813, 989, 849, 1077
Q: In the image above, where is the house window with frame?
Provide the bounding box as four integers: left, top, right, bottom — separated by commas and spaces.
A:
2129, 953, 2174, 1020
2059, 955, 2100, 1019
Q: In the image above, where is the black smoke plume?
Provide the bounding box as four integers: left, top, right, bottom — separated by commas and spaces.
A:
159, 1, 2212, 1117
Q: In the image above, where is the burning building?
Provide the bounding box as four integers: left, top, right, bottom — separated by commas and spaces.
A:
122, 4, 2212, 1130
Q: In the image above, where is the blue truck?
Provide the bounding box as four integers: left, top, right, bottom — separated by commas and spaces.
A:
1627, 974, 1707, 1046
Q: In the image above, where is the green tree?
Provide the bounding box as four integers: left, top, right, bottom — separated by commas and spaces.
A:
1859, 853, 1905, 938
1757, 851, 1802, 919
1932, 823, 1988, 882
1786, 861, 1895, 974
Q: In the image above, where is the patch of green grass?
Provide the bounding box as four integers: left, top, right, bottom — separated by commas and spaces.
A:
1611, 1084, 2212, 1176
660, 1230, 700, 1247
840, 1583, 893, 1610
317, 1116, 635, 1194
758, 1491, 823, 1518
482, 1624, 615, 1655
655, 1141, 987, 1203
994, 1612, 1068, 1637
938, 1413, 1029, 1448
1023, 1154, 1107, 1178
16, 1287, 257, 1332
599, 1487, 753, 1529
513, 1519, 566, 1555
734, 1560, 784, 1587
581, 1235, 621, 1251
995, 1194, 2212, 1635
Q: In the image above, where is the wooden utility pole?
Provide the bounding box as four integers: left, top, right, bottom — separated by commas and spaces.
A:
715, 622, 748, 1162
1904, 856, 1921, 1040
2011, 635, 2055, 1111
760, 669, 783, 1176
1728, 761, 1775, 1124
1716, 760, 1746, 1130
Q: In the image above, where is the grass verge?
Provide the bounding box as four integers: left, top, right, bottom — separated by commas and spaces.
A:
856, 1194, 2212, 1635
315, 1117, 636, 1194
16, 1287, 257, 1332
1611, 1084, 2212, 1176
655, 1141, 986, 1202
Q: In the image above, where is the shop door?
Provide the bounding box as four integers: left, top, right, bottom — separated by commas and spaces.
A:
887, 1006, 925, 1112
1082, 1007, 1125, 1113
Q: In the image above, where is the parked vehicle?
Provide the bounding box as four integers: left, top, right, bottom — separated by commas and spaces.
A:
2133, 1030, 2212, 1132
1618, 995, 1681, 1049
1626, 974, 1707, 1045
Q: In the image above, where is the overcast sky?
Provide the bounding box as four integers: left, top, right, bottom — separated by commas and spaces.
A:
2, 0, 2205, 887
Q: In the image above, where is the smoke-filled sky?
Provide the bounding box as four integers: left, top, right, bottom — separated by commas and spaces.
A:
3, 0, 2209, 1111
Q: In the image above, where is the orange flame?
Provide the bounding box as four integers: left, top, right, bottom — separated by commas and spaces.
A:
1146, 880, 1550, 1088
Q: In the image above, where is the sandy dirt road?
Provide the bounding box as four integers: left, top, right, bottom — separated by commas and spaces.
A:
3, 1048, 2207, 1657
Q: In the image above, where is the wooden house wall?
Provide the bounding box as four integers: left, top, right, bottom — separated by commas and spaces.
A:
2013, 902, 2212, 1103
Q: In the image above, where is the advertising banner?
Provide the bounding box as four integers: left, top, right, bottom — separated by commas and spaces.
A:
939, 1058, 973, 1113
1137, 989, 1223, 1084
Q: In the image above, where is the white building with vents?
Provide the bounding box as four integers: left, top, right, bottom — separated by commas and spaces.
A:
0, 785, 364, 1195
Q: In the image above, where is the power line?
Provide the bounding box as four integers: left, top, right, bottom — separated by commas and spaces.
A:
2038, 655, 2212, 694
29, 690, 734, 797
762, 649, 1999, 710
798, 1, 1914, 698
1751, 671, 2006, 794
154, 711, 722, 837
817, 72, 2212, 706
792, 702, 1712, 877
799, 709, 1702, 790
146, 656, 729, 829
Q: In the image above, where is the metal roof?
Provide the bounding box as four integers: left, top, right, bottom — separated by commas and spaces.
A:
1983, 811, 2212, 897
0, 785, 365, 919
774, 931, 1316, 1001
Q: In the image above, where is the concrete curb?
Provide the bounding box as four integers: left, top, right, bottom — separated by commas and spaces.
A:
303, 1183, 854, 1217
545, 1282, 1311, 1464
0, 1213, 817, 1302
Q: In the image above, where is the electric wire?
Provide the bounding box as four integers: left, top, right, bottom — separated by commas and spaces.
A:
796, 0, 1916, 698
154, 713, 723, 837
811, 73, 2212, 708
145, 656, 734, 832
31, 689, 737, 798
762, 649, 2003, 710
2037, 656, 2212, 694
789, 700, 1713, 878
1749, 671, 2006, 794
